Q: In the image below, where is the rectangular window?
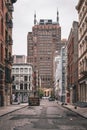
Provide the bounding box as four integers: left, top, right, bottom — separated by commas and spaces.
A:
1, 18, 3, 36
29, 76, 31, 81
12, 85, 16, 90
29, 84, 30, 90
20, 68, 23, 72
24, 76, 28, 81
20, 84, 23, 90
12, 75, 15, 81
24, 68, 28, 72
24, 84, 27, 90
16, 68, 19, 73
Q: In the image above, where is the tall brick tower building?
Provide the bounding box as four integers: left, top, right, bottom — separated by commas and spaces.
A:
0, 0, 17, 106
27, 12, 61, 96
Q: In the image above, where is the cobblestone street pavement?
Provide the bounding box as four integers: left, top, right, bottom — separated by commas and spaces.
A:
0, 100, 87, 130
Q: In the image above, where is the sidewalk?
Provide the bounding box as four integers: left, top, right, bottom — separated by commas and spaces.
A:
0, 103, 28, 117
57, 101, 87, 119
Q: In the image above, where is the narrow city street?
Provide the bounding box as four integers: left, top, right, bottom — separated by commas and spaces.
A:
0, 100, 87, 130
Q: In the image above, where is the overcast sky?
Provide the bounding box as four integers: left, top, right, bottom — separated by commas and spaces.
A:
12, 0, 78, 55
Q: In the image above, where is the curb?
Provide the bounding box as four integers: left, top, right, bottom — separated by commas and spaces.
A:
62, 105, 87, 119
0, 105, 28, 117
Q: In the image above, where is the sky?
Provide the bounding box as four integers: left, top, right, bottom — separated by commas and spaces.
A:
12, 0, 78, 55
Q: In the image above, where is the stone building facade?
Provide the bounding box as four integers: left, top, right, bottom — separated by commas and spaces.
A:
12, 55, 33, 103
76, 0, 87, 102
12, 63, 33, 103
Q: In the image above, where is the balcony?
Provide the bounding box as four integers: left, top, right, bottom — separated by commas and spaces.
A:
6, 39, 13, 45
5, 56, 13, 64
9, 56, 13, 63
81, 70, 87, 76
6, 20, 13, 28
5, 57, 9, 63
80, 68, 87, 76
5, 79, 12, 83
0, 64, 4, 71
5, 67, 12, 84
6, 2, 14, 12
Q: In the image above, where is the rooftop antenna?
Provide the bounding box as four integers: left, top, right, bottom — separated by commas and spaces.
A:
57, 8, 59, 25
34, 11, 36, 25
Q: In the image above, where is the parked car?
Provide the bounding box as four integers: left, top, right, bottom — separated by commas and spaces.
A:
42, 96, 49, 99
48, 97, 55, 101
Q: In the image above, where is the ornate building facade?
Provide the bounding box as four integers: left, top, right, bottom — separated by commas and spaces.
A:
76, 0, 87, 102
12, 55, 33, 103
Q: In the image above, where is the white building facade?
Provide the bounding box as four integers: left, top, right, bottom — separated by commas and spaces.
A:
54, 55, 61, 99
54, 46, 67, 102
12, 63, 33, 103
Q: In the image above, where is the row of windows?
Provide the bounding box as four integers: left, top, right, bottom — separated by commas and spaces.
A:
39, 66, 52, 71
12, 75, 32, 82
33, 25, 59, 30
79, 41, 87, 57
12, 83, 31, 90
79, 57, 87, 75
79, 20, 87, 40
38, 31, 53, 35
12, 68, 32, 73
79, 2, 87, 23
38, 43, 52, 46
38, 35, 52, 39
40, 75, 52, 81
27, 58, 33, 63
38, 51, 52, 55
41, 77, 51, 82
39, 57, 51, 60
28, 57, 52, 63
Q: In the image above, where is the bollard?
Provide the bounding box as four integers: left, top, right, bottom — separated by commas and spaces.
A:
74, 106, 77, 109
